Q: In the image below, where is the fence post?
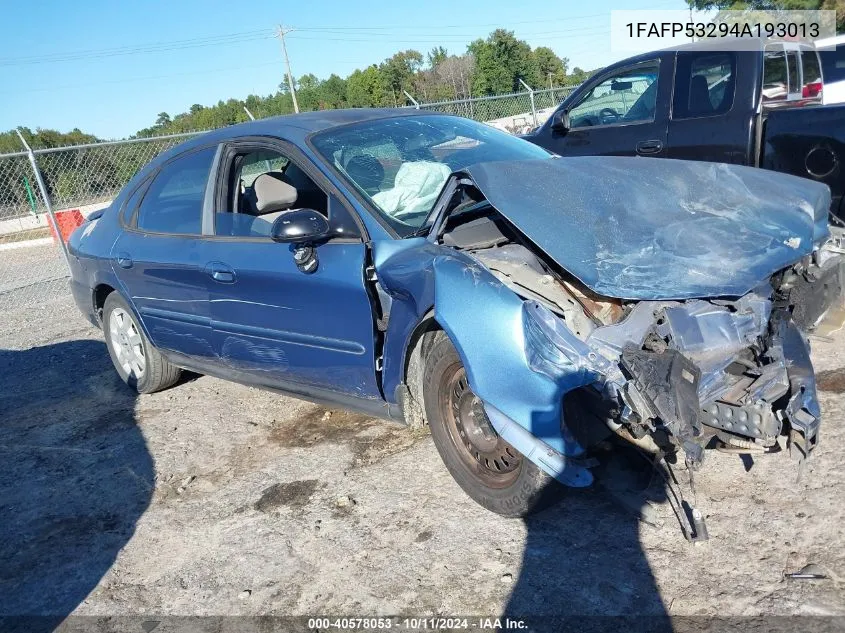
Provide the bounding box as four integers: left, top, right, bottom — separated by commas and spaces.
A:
15, 129, 72, 273
518, 79, 538, 128
403, 90, 420, 110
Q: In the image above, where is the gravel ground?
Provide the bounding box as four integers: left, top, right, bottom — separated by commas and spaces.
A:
1, 293, 844, 629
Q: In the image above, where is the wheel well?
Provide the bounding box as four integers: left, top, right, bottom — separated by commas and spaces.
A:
402, 315, 443, 407
93, 284, 115, 324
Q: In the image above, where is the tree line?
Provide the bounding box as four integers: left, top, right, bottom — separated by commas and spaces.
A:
138, 29, 589, 138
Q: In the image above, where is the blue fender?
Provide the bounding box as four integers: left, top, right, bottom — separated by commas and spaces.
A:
374, 238, 593, 487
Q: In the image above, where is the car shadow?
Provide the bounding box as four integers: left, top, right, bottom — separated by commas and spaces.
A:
0, 339, 153, 632
503, 441, 672, 632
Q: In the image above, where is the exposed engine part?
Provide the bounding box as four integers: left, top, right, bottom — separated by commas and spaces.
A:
620, 346, 704, 465
778, 252, 845, 331
715, 431, 780, 454
558, 277, 625, 326
700, 400, 781, 443
471, 243, 603, 339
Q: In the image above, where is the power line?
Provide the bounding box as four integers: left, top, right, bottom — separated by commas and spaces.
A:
0, 29, 275, 67
0, 61, 282, 95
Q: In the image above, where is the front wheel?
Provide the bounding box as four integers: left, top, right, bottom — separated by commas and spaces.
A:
422, 331, 560, 517
103, 292, 181, 394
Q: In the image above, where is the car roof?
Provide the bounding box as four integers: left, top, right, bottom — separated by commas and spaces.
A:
593, 37, 811, 78
140, 107, 441, 174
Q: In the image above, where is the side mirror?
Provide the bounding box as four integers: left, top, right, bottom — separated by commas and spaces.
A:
551, 110, 571, 134
270, 209, 330, 244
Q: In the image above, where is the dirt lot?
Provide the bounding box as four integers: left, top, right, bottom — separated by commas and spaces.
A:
1, 292, 844, 628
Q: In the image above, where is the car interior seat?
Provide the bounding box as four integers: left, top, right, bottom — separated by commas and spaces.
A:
278, 164, 328, 215
219, 173, 299, 237
689, 74, 714, 115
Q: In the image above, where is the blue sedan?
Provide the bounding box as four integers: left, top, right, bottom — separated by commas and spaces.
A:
68, 109, 838, 524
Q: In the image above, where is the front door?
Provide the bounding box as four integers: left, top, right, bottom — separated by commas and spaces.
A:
541, 59, 669, 158
204, 144, 381, 399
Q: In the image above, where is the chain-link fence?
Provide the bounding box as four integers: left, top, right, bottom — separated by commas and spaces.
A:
417, 86, 576, 133
0, 85, 577, 322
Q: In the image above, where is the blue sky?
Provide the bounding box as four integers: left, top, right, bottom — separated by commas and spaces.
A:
0, 0, 689, 139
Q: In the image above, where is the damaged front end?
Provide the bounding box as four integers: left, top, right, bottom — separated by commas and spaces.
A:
422, 158, 841, 534
519, 287, 821, 467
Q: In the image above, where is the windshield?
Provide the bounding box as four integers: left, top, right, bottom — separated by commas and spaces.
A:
311, 114, 550, 237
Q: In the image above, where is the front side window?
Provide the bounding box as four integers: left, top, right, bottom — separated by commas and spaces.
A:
137, 146, 216, 235
216, 148, 328, 238
311, 114, 550, 236
673, 52, 735, 119
567, 62, 660, 128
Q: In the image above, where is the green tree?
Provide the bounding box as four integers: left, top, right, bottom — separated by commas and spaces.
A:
686, 0, 844, 31
427, 46, 448, 68
468, 29, 542, 95
533, 47, 569, 88
318, 74, 348, 109
346, 65, 391, 107
380, 50, 424, 102
154, 112, 171, 127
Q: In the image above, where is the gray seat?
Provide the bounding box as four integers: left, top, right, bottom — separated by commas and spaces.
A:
243, 172, 298, 216
219, 173, 299, 237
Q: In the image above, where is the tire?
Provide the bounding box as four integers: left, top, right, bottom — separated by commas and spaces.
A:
102, 292, 181, 394
422, 331, 561, 517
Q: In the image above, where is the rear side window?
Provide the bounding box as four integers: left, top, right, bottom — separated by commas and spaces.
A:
800, 47, 823, 99
673, 51, 735, 119
137, 146, 217, 235
763, 45, 788, 103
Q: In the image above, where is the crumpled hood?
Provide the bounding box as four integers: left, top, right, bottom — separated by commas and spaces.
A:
463, 157, 831, 300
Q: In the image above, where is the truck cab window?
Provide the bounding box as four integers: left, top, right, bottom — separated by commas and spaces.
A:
763, 45, 788, 104
673, 52, 735, 119
567, 62, 660, 128
799, 46, 823, 100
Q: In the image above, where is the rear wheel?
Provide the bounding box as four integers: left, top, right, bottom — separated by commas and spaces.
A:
422, 331, 560, 517
103, 292, 181, 394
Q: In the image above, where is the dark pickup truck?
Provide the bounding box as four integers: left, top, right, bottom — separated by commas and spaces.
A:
525, 38, 845, 222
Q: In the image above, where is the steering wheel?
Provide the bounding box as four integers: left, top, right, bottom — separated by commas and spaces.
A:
598, 107, 620, 124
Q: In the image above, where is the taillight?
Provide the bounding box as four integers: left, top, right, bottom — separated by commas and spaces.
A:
803, 81, 823, 98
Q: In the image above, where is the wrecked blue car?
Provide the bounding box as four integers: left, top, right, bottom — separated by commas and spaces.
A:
68, 110, 843, 526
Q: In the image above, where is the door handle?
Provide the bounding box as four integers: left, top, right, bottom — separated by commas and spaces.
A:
636, 139, 663, 155
115, 252, 133, 269
206, 262, 236, 283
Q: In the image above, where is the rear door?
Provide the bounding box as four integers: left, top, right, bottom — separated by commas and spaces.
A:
112, 145, 219, 366
202, 140, 382, 399
541, 58, 670, 157
666, 50, 751, 164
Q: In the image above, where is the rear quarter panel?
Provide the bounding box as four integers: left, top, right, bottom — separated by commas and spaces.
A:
67, 205, 124, 325
763, 105, 845, 221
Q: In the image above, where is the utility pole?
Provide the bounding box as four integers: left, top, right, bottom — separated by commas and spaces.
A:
277, 24, 299, 113
548, 72, 553, 90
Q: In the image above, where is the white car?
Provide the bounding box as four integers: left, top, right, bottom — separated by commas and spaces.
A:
816, 34, 845, 105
